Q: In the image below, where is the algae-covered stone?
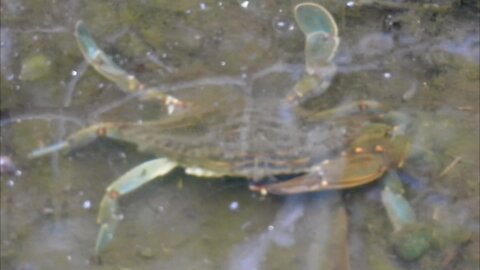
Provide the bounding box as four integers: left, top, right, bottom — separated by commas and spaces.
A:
19, 54, 52, 81
367, 245, 402, 270
392, 224, 431, 261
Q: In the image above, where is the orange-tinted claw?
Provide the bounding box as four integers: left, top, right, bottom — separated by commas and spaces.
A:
257, 153, 387, 195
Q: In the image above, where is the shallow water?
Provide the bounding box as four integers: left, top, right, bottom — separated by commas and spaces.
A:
1, 1, 479, 270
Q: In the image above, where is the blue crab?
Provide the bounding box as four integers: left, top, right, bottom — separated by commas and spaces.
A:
30, 3, 422, 258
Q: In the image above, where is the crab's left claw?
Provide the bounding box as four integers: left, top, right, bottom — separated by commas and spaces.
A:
287, 3, 340, 103
294, 3, 338, 37
295, 3, 339, 73
251, 121, 411, 195
250, 152, 387, 195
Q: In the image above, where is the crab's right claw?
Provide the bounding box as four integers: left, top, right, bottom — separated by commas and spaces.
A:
75, 21, 142, 93
75, 21, 185, 110
294, 3, 339, 73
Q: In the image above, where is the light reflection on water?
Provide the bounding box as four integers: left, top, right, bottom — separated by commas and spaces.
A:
1, 1, 479, 270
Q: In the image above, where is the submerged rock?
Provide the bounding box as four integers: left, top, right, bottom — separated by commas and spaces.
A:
19, 54, 52, 81
392, 224, 432, 261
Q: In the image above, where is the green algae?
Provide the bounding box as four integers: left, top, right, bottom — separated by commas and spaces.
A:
19, 54, 52, 81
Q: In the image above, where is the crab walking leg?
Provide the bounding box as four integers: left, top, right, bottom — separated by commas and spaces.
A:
380, 171, 416, 230
28, 123, 124, 158
28, 141, 70, 158
95, 158, 177, 255
381, 171, 431, 259
75, 21, 182, 107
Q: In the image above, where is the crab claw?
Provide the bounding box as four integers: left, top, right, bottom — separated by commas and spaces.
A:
75, 21, 184, 110
75, 21, 143, 93
294, 3, 339, 73
287, 3, 340, 103
252, 153, 387, 195
295, 3, 338, 36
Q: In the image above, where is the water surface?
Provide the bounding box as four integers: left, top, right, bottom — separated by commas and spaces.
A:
1, 1, 479, 269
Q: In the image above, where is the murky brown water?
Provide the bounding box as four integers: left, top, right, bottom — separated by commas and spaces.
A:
1, 1, 479, 269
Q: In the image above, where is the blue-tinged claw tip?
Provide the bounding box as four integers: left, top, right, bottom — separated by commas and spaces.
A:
75, 21, 100, 59
294, 3, 338, 36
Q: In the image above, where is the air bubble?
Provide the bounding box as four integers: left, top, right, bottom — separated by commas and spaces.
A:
229, 201, 239, 211
276, 21, 286, 28
273, 17, 295, 33
239, 1, 249, 8
82, 200, 91, 209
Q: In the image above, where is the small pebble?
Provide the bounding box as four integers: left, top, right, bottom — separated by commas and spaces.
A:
138, 247, 155, 259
